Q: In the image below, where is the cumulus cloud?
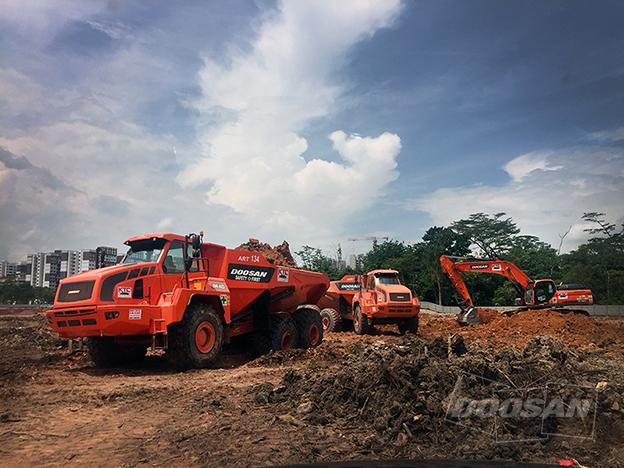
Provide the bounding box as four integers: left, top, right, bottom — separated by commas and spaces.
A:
503, 151, 563, 182
0, 1, 405, 260
179, 0, 403, 242
409, 147, 624, 251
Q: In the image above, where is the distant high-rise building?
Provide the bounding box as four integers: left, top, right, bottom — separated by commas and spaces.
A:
21, 246, 118, 290
96, 246, 118, 268
0, 260, 17, 278
347, 254, 359, 270
16, 261, 31, 283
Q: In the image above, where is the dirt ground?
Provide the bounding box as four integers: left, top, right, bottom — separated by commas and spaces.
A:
1, 309, 623, 467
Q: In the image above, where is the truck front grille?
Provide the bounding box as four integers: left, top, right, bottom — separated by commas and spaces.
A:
57, 281, 95, 302
389, 293, 411, 302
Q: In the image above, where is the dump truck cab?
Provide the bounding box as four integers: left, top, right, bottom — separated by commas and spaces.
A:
47, 232, 329, 369
351, 269, 420, 335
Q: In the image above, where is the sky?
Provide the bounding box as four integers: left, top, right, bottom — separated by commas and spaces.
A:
1, 0, 623, 262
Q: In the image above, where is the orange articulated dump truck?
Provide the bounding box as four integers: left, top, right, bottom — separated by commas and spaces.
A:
46, 232, 329, 369
317, 274, 360, 332
318, 270, 420, 335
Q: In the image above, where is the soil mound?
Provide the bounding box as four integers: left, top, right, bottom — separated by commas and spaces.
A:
256, 335, 624, 465
235, 239, 297, 267
421, 309, 624, 356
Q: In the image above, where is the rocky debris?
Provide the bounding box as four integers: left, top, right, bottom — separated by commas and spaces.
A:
235, 239, 297, 267
255, 334, 624, 465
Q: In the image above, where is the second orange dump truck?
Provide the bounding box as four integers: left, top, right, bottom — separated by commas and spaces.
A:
46, 232, 329, 368
318, 269, 420, 335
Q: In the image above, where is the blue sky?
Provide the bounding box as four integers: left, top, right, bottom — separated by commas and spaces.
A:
1, 0, 623, 261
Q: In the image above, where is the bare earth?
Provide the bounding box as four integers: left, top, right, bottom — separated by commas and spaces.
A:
1, 310, 623, 467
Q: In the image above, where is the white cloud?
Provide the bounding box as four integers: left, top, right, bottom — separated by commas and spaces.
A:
410, 147, 624, 251
179, 0, 403, 243
589, 126, 624, 143
0, 68, 43, 115
503, 151, 563, 182
0, 1, 405, 261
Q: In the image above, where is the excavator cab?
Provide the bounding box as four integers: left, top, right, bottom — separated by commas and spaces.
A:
525, 279, 557, 306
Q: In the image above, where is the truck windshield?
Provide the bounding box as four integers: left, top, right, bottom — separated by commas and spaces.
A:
122, 238, 167, 265
376, 274, 400, 285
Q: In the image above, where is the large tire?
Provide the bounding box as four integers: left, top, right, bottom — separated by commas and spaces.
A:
353, 305, 372, 335
167, 303, 223, 369
398, 316, 419, 335
87, 337, 145, 368
270, 314, 298, 351
320, 308, 341, 333
294, 308, 323, 349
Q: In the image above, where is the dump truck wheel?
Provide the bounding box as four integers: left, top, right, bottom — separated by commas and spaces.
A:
168, 304, 223, 369
353, 305, 372, 335
320, 308, 341, 333
294, 309, 324, 348
270, 314, 298, 351
87, 337, 144, 367
398, 317, 419, 335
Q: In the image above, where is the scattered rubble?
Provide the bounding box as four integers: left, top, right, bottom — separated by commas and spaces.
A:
235, 238, 297, 267
0, 311, 623, 466
257, 334, 624, 465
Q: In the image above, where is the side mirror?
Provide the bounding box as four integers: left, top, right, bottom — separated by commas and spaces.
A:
191, 234, 201, 250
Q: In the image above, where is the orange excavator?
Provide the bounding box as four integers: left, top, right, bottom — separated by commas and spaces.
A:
439, 255, 593, 325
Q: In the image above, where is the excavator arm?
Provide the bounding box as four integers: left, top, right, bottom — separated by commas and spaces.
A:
439, 255, 534, 325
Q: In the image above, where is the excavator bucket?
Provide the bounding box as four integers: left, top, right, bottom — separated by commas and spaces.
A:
458, 306, 480, 326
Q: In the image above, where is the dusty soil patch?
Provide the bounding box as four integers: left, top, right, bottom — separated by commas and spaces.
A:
419, 308, 624, 357
0, 312, 623, 467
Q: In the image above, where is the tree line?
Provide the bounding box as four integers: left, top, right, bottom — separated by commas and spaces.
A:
0, 281, 55, 305
296, 212, 624, 306
1, 211, 621, 305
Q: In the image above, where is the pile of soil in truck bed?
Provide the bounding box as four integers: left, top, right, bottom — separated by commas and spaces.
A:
0, 311, 623, 467
235, 238, 297, 267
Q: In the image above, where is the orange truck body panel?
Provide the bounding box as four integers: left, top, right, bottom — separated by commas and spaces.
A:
317, 274, 360, 319
47, 233, 329, 339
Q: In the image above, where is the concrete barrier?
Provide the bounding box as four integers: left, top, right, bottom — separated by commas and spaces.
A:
420, 301, 624, 317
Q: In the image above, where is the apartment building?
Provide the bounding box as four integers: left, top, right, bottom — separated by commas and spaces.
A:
19, 246, 118, 289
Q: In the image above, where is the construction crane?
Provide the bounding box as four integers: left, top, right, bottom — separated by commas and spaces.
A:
347, 236, 390, 248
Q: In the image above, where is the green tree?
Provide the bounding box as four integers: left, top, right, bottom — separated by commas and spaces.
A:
360, 240, 408, 273
560, 212, 624, 304
413, 227, 471, 304
451, 212, 520, 257
295, 246, 360, 280
0, 281, 54, 304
